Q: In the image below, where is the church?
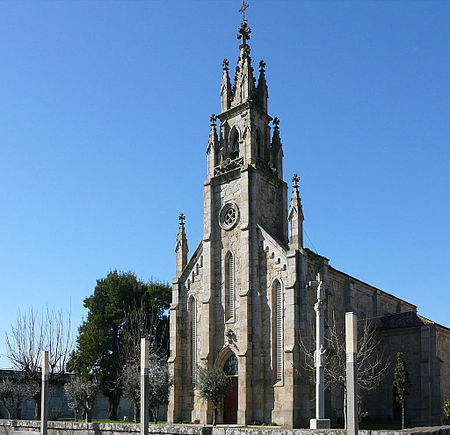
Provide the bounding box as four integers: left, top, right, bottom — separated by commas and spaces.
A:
167, 8, 450, 428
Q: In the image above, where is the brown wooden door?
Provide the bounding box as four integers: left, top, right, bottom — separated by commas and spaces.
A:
223, 376, 238, 424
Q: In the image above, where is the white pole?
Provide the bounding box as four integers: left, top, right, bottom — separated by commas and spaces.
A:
40, 351, 49, 435
140, 338, 149, 435
346, 312, 358, 435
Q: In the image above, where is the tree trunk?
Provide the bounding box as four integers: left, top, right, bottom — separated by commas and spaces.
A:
33, 385, 42, 421
213, 406, 217, 426
107, 391, 121, 421
133, 402, 139, 423
74, 410, 77, 421
401, 403, 405, 429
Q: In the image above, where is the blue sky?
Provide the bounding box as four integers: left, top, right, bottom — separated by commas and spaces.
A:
1, 1, 449, 368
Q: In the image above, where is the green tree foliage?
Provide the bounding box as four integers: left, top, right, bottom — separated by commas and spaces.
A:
147, 359, 172, 424
64, 376, 99, 422
122, 365, 140, 422
0, 378, 28, 419
197, 366, 230, 426
443, 398, 450, 423
393, 352, 411, 429
67, 271, 171, 420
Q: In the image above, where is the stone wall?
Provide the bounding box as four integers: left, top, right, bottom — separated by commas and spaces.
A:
1, 420, 450, 435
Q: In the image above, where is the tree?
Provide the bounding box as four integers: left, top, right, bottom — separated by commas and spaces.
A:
443, 397, 450, 424
393, 352, 410, 429
64, 376, 99, 422
299, 314, 389, 428
147, 358, 172, 424
197, 366, 230, 426
5, 307, 73, 419
68, 271, 170, 420
0, 378, 32, 419
122, 365, 140, 422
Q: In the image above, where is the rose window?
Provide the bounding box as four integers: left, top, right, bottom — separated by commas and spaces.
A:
219, 203, 239, 230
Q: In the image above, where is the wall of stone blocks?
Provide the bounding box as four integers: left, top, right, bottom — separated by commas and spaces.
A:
1, 420, 450, 435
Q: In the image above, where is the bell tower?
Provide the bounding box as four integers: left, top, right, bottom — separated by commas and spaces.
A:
169, 2, 296, 426
200, 5, 289, 425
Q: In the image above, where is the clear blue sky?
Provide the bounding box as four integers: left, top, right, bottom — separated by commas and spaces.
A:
1, 1, 449, 368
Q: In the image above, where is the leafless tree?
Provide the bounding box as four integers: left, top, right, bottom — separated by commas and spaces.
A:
121, 301, 168, 370
299, 311, 390, 427
118, 301, 169, 422
5, 306, 73, 419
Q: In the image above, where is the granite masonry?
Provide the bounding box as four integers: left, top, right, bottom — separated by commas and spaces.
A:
167, 11, 450, 430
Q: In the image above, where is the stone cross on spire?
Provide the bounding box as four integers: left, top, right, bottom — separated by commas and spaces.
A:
237, 1, 251, 48
178, 213, 185, 226
239, 0, 249, 22
273, 117, 280, 129
292, 173, 300, 189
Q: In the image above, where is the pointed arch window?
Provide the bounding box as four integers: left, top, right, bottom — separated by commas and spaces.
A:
256, 129, 262, 160
225, 252, 235, 320
229, 129, 239, 160
273, 280, 283, 381
188, 296, 197, 385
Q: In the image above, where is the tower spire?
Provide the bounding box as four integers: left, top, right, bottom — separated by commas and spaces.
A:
289, 174, 304, 250
175, 213, 188, 276
230, 1, 255, 107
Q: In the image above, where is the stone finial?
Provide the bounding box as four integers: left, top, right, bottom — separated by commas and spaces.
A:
210, 114, 216, 126
273, 117, 280, 130
259, 60, 266, 72
292, 173, 300, 189
178, 213, 185, 227
237, 21, 251, 46
222, 58, 229, 71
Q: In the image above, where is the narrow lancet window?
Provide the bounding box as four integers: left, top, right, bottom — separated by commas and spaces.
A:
229, 129, 239, 160
274, 280, 283, 381
225, 252, 235, 320
188, 296, 197, 385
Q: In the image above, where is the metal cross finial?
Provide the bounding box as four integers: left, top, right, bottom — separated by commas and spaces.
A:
273, 117, 280, 129
292, 173, 300, 188
210, 114, 216, 126
239, 0, 249, 22
222, 58, 229, 71
178, 213, 185, 226
259, 60, 266, 72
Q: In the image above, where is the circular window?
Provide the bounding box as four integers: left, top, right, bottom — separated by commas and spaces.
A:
219, 202, 239, 231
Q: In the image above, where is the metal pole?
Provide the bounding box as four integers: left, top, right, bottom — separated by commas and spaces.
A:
140, 338, 149, 435
345, 312, 358, 435
40, 351, 49, 435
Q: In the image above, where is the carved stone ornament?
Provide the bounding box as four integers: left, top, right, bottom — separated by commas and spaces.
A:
219, 202, 240, 231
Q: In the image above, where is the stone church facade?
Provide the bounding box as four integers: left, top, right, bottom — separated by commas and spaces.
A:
168, 14, 450, 428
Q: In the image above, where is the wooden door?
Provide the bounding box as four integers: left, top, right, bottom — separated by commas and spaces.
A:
223, 376, 238, 424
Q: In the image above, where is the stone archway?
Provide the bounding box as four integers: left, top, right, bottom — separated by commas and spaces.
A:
222, 353, 238, 424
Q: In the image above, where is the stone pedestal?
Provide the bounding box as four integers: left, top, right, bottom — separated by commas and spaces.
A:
309, 418, 331, 429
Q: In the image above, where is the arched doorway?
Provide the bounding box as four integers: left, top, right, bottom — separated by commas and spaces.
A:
222, 354, 238, 424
